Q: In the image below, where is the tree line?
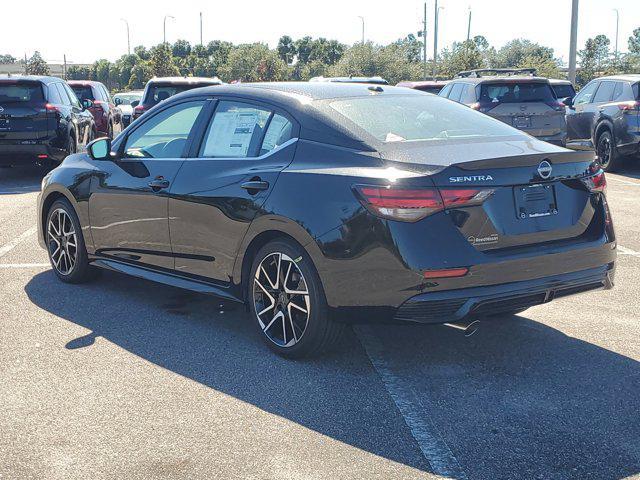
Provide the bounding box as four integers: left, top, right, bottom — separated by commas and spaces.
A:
5, 28, 640, 92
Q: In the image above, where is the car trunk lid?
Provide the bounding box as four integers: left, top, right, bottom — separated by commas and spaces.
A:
0, 80, 50, 141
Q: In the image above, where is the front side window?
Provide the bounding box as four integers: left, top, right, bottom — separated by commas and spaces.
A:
574, 81, 598, 105
63, 84, 81, 108
449, 83, 465, 102
324, 94, 524, 143
124, 101, 205, 159
199, 101, 272, 158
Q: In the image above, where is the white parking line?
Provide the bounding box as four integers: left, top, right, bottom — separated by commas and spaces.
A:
355, 325, 468, 479
0, 226, 37, 258
608, 178, 640, 186
619, 246, 640, 257
0, 263, 49, 269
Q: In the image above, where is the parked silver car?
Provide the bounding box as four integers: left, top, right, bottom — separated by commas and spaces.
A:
439, 69, 567, 146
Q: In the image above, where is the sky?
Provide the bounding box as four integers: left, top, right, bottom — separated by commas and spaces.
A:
0, 0, 638, 66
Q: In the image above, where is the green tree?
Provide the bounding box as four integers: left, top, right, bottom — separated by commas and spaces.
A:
134, 45, 150, 61
294, 36, 314, 64
25, 51, 49, 75
578, 35, 611, 85
277, 35, 296, 64
192, 44, 208, 58
127, 63, 153, 89
628, 27, 640, 55
172, 39, 192, 58
0, 54, 16, 64
92, 59, 113, 88
495, 39, 555, 68
438, 40, 484, 78
149, 44, 180, 77
66, 65, 92, 80
393, 34, 422, 63
220, 43, 287, 82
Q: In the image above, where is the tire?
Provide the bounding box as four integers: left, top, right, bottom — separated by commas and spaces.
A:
596, 130, 621, 172
248, 239, 343, 358
45, 199, 94, 284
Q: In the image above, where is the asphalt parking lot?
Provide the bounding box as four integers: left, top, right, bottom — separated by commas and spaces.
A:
1, 163, 639, 480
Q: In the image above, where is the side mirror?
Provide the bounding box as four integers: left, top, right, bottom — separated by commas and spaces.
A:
87, 137, 112, 161
131, 100, 140, 108
114, 97, 122, 106
81, 98, 94, 110
563, 96, 574, 108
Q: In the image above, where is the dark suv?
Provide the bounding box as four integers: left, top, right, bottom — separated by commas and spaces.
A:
0, 75, 95, 167
565, 75, 640, 171
69, 80, 120, 138
133, 77, 223, 121
439, 69, 567, 146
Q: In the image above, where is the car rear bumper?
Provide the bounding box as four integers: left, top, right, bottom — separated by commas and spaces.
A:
393, 263, 614, 324
0, 142, 60, 165
533, 131, 567, 147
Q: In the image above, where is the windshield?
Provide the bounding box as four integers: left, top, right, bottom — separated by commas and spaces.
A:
551, 84, 575, 99
0, 82, 44, 104
145, 84, 209, 106
324, 94, 524, 143
480, 82, 556, 104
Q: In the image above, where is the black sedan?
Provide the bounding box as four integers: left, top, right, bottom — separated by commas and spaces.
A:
0, 75, 95, 168
37, 82, 616, 357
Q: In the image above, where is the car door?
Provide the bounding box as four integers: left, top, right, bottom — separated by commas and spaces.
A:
168, 98, 298, 283
566, 80, 599, 143
89, 99, 207, 270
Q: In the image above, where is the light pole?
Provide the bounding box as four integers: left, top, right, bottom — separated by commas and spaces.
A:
121, 18, 130, 55
432, 1, 444, 80
568, 0, 579, 84
613, 8, 619, 65
358, 16, 365, 44
163, 15, 175, 44
200, 12, 203, 46
466, 6, 472, 42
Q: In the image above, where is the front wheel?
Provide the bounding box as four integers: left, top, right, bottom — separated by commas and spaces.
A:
46, 199, 94, 283
249, 239, 343, 358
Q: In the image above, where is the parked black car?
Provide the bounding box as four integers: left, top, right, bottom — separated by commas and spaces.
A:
132, 76, 223, 121
565, 74, 640, 171
38, 83, 616, 358
0, 75, 95, 167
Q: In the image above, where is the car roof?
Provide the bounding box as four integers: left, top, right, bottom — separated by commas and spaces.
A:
594, 74, 640, 83
451, 76, 551, 84
0, 74, 63, 84
169, 81, 426, 151
309, 76, 389, 85
147, 76, 223, 85
396, 80, 449, 88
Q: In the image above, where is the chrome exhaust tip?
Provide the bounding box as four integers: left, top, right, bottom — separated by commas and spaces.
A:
443, 320, 480, 337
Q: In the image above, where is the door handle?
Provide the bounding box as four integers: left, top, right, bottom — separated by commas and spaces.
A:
148, 177, 170, 191
241, 180, 270, 192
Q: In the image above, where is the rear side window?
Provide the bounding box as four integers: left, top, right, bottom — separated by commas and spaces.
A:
55, 83, 71, 105
260, 114, 293, 155
449, 83, 465, 102
479, 82, 555, 103
325, 94, 523, 143
461, 84, 477, 103
124, 101, 205, 159
199, 101, 272, 158
71, 85, 95, 101
46, 84, 62, 104
0, 82, 44, 103
551, 84, 575, 99
593, 81, 616, 103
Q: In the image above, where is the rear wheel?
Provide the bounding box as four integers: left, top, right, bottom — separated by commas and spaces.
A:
249, 239, 343, 358
596, 130, 621, 172
46, 199, 93, 283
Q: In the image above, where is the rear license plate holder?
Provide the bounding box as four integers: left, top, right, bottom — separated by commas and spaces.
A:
513, 116, 531, 128
514, 184, 557, 219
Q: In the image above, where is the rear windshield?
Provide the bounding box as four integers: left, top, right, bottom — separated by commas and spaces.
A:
324, 94, 524, 143
416, 86, 444, 94
551, 84, 575, 99
480, 82, 555, 104
145, 84, 210, 105
71, 85, 95, 101
0, 82, 44, 104
114, 93, 141, 105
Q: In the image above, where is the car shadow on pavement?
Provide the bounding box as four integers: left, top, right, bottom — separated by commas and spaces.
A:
0, 166, 44, 195
25, 269, 640, 478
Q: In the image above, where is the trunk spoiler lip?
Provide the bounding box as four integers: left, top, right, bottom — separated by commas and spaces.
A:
455, 150, 595, 171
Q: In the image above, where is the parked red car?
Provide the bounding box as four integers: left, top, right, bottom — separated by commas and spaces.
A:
396, 80, 450, 95
68, 80, 119, 138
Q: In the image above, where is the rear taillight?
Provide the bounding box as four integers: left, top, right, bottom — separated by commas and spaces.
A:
44, 103, 60, 113
92, 100, 106, 109
133, 105, 146, 117
470, 102, 496, 114
546, 100, 566, 112
581, 167, 606, 193
354, 185, 494, 222
617, 100, 640, 112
